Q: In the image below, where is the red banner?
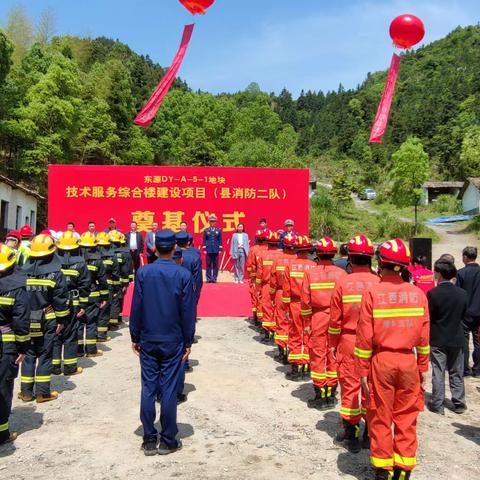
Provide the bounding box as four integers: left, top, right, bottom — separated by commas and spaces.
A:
369, 53, 401, 144
48, 165, 310, 246
134, 24, 195, 128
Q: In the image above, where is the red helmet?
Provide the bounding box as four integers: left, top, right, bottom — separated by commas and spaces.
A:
20, 225, 33, 237
377, 238, 411, 266
315, 236, 338, 255
5, 230, 21, 242
296, 235, 312, 250
283, 232, 296, 248
348, 234, 374, 257
267, 230, 279, 244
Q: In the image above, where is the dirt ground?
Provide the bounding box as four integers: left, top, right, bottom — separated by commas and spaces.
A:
2, 225, 480, 479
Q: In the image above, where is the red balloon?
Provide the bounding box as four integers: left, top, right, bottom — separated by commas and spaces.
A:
389, 14, 425, 49
179, 0, 215, 15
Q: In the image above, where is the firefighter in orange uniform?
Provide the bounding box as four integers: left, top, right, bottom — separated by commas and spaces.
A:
270, 233, 297, 364
300, 237, 347, 409
329, 234, 380, 453
246, 230, 268, 329
256, 231, 283, 343
355, 238, 430, 480
283, 235, 316, 380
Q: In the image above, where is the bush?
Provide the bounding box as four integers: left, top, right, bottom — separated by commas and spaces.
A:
431, 194, 462, 214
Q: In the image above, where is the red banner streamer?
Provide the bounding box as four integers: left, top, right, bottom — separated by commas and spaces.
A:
134, 24, 195, 128
369, 53, 401, 144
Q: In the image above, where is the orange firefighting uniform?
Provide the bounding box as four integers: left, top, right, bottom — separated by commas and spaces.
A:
355, 275, 430, 472
256, 248, 284, 332
329, 266, 380, 425
300, 261, 347, 388
283, 256, 316, 364
270, 251, 296, 349
246, 244, 268, 318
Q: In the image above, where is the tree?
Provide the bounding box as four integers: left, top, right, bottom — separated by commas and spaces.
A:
0, 31, 13, 85
4, 6, 33, 64
390, 137, 430, 234
35, 7, 57, 45
460, 126, 480, 177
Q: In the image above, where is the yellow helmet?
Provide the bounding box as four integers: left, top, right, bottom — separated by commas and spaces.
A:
79, 231, 97, 248
57, 231, 80, 251
108, 230, 122, 243
30, 234, 56, 258
96, 232, 110, 246
0, 244, 17, 271
119, 233, 126, 245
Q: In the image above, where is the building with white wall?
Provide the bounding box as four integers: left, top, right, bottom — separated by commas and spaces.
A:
0, 174, 43, 236
459, 177, 480, 215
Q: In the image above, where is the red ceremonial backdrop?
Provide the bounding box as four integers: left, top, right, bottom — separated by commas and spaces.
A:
48, 165, 309, 245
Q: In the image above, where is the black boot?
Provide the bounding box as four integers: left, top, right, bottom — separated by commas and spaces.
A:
362, 420, 370, 449
392, 468, 411, 480
374, 469, 392, 480
302, 364, 310, 379
52, 366, 62, 376
282, 349, 289, 365
260, 330, 270, 344
324, 386, 338, 410
335, 420, 361, 453
307, 386, 324, 409
285, 364, 302, 381
274, 346, 284, 363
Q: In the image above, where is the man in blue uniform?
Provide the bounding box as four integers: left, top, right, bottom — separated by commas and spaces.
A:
202, 214, 223, 283
130, 230, 195, 456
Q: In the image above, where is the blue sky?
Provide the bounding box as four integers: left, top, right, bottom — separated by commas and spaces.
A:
0, 1, 478, 96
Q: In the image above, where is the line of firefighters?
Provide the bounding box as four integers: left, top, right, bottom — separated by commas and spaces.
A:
0, 228, 134, 446
247, 230, 429, 480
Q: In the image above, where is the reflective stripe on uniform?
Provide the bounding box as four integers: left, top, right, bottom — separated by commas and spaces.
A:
326, 371, 337, 379
342, 295, 363, 303
45, 312, 56, 320
373, 308, 425, 318
89, 292, 101, 298
35, 375, 51, 383
0, 296, 15, 306
64, 358, 77, 365
328, 326, 342, 335
261, 322, 276, 327
21, 376, 34, 383
103, 260, 113, 266
281, 297, 291, 303
394, 453, 416, 468
30, 332, 43, 338
274, 334, 288, 341
269, 288, 276, 294
0, 421, 8, 432
107, 280, 121, 286
55, 309, 70, 318
1, 334, 15, 342
340, 407, 362, 417
15, 334, 30, 342
262, 261, 273, 266
417, 345, 430, 355
30, 323, 41, 329
97, 327, 108, 333
61, 269, 80, 277
310, 283, 335, 290
52, 359, 61, 366
370, 456, 394, 468
354, 347, 372, 359
84, 339, 96, 345
288, 353, 303, 360
276, 266, 286, 271
301, 308, 313, 316
290, 272, 305, 278
99, 290, 109, 296
310, 371, 327, 380
87, 265, 98, 272
26, 279, 56, 288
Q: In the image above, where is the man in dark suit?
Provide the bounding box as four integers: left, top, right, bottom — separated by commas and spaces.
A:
202, 214, 222, 283
127, 222, 145, 272
146, 222, 159, 264
427, 260, 467, 414
457, 246, 480, 376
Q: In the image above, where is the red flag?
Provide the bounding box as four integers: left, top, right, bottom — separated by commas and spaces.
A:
134, 24, 195, 128
369, 53, 401, 144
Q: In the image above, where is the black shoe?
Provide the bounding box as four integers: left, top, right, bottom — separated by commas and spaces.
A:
374, 469, 392, 480
427, 401, 445, 415
52, 367, 62, 376
285, 364, 302, 381
141, 439, 158, 456
177, 393, 188, 405
362, 421, 370, 449
393, 468, 411, 480
307, 387, 323, 409
158, 439, 183, 455
464, 369, 473, 377
453, 404, 467, 414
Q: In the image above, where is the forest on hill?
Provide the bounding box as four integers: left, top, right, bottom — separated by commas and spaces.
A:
0, 7, 479, 237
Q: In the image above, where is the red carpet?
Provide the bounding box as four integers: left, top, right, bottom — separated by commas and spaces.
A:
122, 282, 251, 318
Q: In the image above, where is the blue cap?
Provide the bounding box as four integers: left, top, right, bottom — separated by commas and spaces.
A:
173, 247, 183, 261
155, 230, 176, 248
176, 232, 189, 244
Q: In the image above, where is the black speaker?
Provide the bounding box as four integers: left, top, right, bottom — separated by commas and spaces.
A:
410, 238, 433, 270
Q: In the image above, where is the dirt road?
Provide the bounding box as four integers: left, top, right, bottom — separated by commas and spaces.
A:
2, 312, 480, 480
